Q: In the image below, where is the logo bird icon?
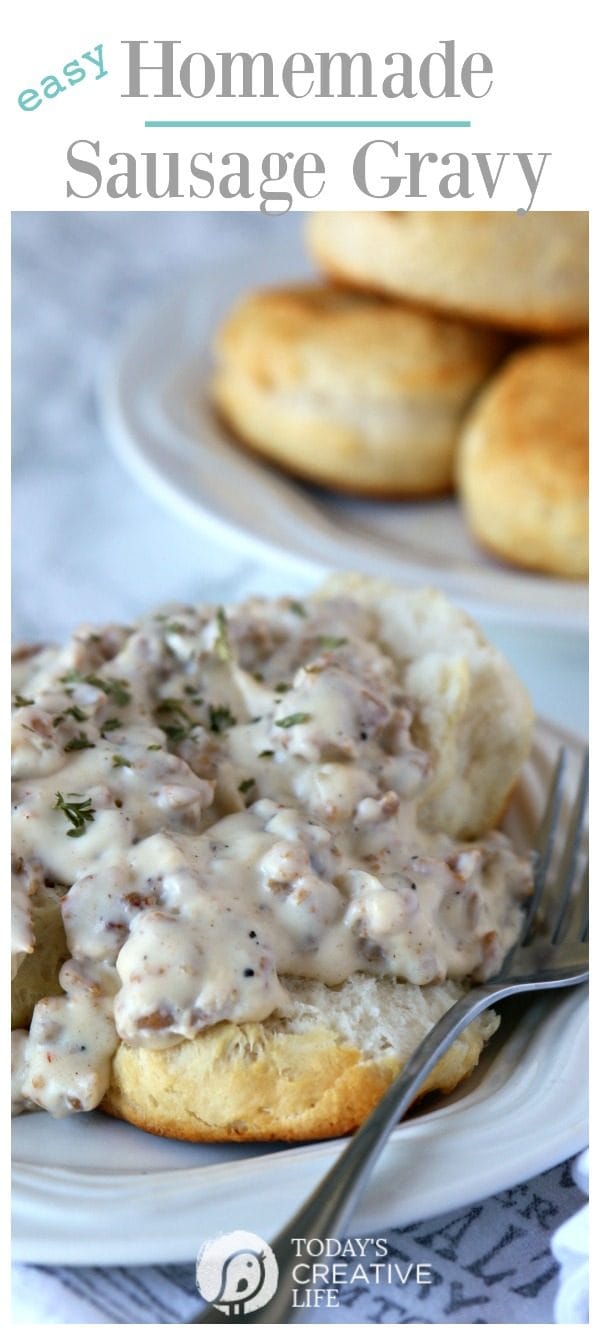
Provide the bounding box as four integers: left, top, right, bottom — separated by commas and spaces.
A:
215, 1247, 267, 1315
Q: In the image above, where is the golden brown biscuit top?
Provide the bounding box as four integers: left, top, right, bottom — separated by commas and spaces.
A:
468, 340, 588, 497
215, 284, 506, 397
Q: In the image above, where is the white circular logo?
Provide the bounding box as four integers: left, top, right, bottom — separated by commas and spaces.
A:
196, 1229, 279, 1316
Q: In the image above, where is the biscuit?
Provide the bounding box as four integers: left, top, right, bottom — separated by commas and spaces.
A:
456, 341, 588, 578
103, 975, 499, 1142
212, 285, 505, 495
12, 577, 533, 1142
316, 575, 533, 837
307, 212, 589, 335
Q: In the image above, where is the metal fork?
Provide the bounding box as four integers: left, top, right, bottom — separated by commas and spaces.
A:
192, 748, 588, 1324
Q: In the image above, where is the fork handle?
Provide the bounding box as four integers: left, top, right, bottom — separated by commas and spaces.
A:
192, 969, 585, 1324
192, 983, 494, 1324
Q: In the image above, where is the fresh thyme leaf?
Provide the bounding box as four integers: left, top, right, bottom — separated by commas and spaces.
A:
238, 777, 255, 794
60, 671, 131, 707
147, 743, 162, 751
64, 732, 95, 752
259, 749, 274, 758
162, 723, 192, 743
253, 671, 264, 682
89, 675, 131, 707
214, 607, 231, 662
209, 704, 236, 733
13, 694, 34, 707
165, 621, 186, 633
63, 705, 88, 722
112, 754, 131, 768
54, 791, 95, 836
156, 698, 198, 743
274, 682, 290, 694
275, 713, 312, 728
102, 717, 122, 732
289, 601, 307, 617
317, 636, 347, 650
157, 698, 191, 719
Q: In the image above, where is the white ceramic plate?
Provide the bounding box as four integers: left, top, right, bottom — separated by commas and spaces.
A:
12, 717, 588, 1266
102, 240, 587, 632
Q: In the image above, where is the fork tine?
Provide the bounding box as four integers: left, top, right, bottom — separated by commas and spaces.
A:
522, 747, 567, 943
551, 750, 589, 944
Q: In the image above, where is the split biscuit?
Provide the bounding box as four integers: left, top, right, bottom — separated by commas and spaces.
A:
307, 212, 589, 335
103, 975, 499, 1142
456, 340, 588, 578
212, 284, 505, 496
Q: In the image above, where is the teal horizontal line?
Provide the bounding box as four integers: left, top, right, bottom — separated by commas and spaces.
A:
144, 119, 471, 128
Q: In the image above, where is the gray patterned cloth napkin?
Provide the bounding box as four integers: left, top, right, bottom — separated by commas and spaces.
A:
12, 1156, 587, 1324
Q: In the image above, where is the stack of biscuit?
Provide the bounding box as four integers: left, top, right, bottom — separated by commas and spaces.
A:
212, 212, 589, 579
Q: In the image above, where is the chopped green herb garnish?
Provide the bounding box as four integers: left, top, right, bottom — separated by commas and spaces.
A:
165, 621, 186, 633
64, 732, 95, 752
259, 749, 274, 758
238, 777, 255, 794
253, 671, 264, 682
13, 694, 34, 708
184, 685, 199, 696
209, 704, 237, 733
214, 607, 231, 662
162, 723, 193, 743
64, 705, 88, 722
147, 743, 162, 751
274, 682, 290, 694
60, 671, 131, 707
317, 636, 347, 650
289, 601, 307, 617
155, 698, 198, 743
54, 791, 96, 837
102, 717, 122, 732
112, 754, 132, 768
91, 676, 131, 706
55, 710, 91, 726
275, 712, 312, 728
157, 698, 191, 719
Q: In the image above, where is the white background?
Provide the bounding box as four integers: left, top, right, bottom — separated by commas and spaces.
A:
7, 0, 594, 211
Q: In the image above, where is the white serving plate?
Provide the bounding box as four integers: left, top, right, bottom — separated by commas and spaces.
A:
12, 717, 588, 1266
101, 239, 587, 633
